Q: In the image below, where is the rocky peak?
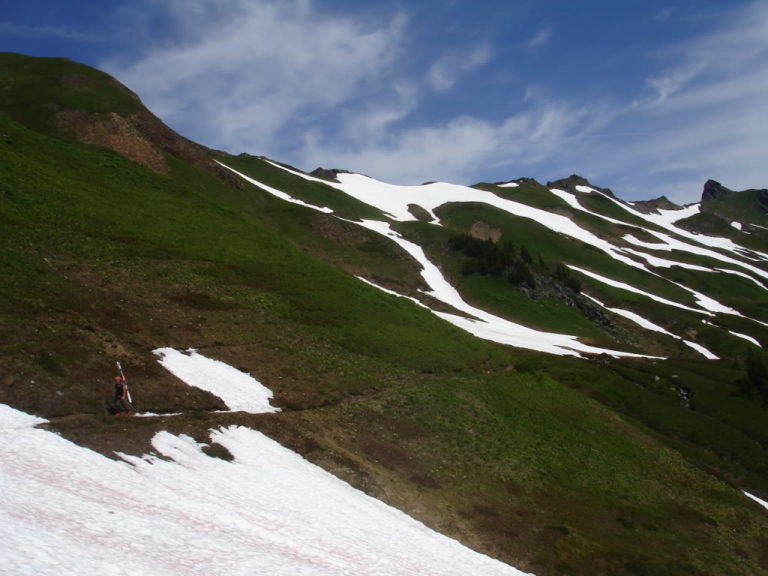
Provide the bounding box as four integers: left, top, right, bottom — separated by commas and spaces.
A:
630, 195, 682, 214
701, 179, 733, 202
547, 174, 616, 198
309, 167, 352, 183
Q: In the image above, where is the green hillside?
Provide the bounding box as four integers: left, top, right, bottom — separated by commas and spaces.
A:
2, 53, 768, 576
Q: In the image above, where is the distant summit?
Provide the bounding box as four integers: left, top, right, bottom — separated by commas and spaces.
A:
701, 179, 733, 202
630, 195, 682, 214
547, 174, 617, 198
699, 178, 768, 219
309, 167, 353, 183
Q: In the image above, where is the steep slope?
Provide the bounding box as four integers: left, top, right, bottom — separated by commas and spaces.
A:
2, 53, 768, 576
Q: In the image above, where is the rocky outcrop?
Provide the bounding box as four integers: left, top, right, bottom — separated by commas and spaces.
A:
469, 221, 502, 243
701, 179, 733, 202
492, 177, 543, 187
547, 174, 617, 198
310, 167, 353, 183
57, 110, 169, 172
630, 195, 682, 214
56, 107, 212, 174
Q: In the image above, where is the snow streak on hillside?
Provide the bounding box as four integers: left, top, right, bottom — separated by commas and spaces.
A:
558, 185, 768, 281
218, 160, 765, 358
0, 400, 531, 575
352, 219, 651, 358
218, 161, 651, 358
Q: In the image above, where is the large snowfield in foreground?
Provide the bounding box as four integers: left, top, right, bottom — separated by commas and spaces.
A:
0, 351, 532, 576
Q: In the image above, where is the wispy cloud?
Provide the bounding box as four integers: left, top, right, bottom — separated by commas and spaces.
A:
526, 27, 552, 49
104, 0, 407, 154
302, 101, 607, 185
333, 1, 768, 198
603, 1, 768, 200
649, 7, 674, 23
427, 44, 492, 92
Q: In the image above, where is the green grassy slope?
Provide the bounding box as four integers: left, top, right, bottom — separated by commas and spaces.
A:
2, 53, 768, 576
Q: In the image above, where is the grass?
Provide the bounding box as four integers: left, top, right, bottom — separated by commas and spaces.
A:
473, 180, 570, 211
0, 109, 509, 411
317, 369, 768, 575
456, 275, 614, 341
0, 52, 142, 134
431, 202, 702, 308
700, 189, 768, 227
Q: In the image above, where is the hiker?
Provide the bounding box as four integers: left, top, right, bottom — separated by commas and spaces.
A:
110, 375, 134, 416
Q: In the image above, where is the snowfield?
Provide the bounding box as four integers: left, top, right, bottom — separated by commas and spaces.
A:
0, 400, 532, 575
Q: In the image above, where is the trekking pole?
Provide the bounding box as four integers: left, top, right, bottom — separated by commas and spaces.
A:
116, 361, 133, 404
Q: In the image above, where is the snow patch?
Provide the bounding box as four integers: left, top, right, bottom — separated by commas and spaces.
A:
356, 276, 429, 309
154, 348, 279, 414
260, 160, 648, 271
729, 331, 762, 347
568, 266, 709, 315
744, 491, 768, 512
623, 232, 768, 282
583, 295, 677, 338
674, 284, 741, 315
683, 340, 719, 360
584, 295, 721, 360
0, 403, 47, 429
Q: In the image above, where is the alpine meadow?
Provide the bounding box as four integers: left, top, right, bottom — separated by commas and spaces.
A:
1, 52, 768, 576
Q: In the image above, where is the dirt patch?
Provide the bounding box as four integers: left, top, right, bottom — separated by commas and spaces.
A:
57, 110, 168, 172
469, 221, 502, 243
358, 435, 412, 469
311, 213, 371, 245
55, 105, 214, 175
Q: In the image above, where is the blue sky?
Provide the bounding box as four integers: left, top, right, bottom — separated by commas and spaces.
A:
1, 0, 767, 202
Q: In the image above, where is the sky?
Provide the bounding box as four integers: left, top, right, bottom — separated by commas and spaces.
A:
1, 0, 767, 203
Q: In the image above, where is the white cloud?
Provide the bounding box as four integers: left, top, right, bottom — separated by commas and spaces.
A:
301, 101, 604, 185
104, 0, 407, 154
